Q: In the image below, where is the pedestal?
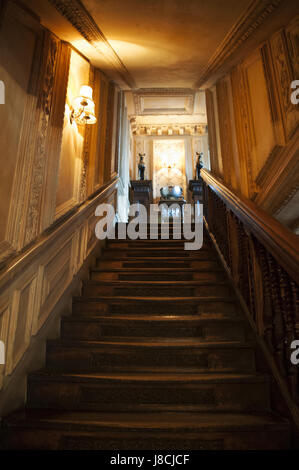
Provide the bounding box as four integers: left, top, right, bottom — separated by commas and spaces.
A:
129, 180, 153, 212
188, 179, 204, 203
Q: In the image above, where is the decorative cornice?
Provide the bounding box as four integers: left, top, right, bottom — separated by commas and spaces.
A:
132, 123, 207, 137
48, 0, 136, 88
195, 0, 283, 87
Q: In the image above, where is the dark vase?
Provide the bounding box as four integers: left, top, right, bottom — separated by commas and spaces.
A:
196, 152, 203, 180
138, 154, 146, 180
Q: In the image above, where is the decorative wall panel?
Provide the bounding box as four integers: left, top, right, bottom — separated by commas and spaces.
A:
0, 2, 42, 261
55, 49, 90, 218
244, 51, 276, 182
270, 28, 299, 141
205, 16, 299, 231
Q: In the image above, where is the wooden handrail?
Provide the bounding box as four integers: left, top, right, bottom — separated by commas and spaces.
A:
201, 169, 299, 284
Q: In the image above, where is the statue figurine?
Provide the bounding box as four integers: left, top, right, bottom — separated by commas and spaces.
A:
195, 152, 203, 180
138, 153, 146, 180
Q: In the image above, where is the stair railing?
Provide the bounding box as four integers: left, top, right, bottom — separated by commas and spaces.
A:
201, 169, 299, 405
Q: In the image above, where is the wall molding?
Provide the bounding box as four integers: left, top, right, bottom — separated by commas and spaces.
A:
254, 129, 299, 214
195, 0, 283, 87
48, 0, 136, 88
24, 32, 60, 246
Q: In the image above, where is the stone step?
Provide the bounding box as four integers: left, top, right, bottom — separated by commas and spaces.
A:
27, 371, 271, 413
46, 339, 256, 372
1, 410, 290, 450
97, 257, 220, 270
73, 296, 239, 316
61, 314, 247, 341
82, 280, 233, 298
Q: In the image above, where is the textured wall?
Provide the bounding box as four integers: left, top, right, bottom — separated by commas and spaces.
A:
0, 1, 120, 397
205, 16, 299, 231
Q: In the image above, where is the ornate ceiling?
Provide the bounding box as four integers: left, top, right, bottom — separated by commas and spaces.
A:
21, 0, 289, 131
20, 0, 286, 90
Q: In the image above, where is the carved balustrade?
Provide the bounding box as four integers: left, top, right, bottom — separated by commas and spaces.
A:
202, 169, 299, 402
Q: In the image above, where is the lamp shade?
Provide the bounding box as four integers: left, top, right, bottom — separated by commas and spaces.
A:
79, 85, 93, 100
71, 85, 97, 125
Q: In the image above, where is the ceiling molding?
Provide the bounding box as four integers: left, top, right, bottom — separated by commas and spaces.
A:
195, 0, 283, 87
48, 0, 136, 88
133, 88, 196, 116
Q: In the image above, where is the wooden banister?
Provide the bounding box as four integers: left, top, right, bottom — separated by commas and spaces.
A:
201, 168, 299, 404
201, 169, 299, 284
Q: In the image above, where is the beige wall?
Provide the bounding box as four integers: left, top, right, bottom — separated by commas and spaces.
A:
0, 1, 120, 397
0, 2, 40, 258
55, 50, 90, 217
205, 16, 299, 231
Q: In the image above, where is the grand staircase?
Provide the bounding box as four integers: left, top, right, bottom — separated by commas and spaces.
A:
0, 225, 290, 449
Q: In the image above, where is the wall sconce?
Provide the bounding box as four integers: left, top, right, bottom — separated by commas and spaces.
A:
70, 85, 97, 125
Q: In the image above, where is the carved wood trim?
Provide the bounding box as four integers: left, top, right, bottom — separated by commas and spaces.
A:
48, 0, 136, 89
270, 27, 299, 141
205, 89, 219, 176
24, 31, 60, 246
230, 65, 252, 198
114, 90, 122, 177
86, 67, 100, 196
104, 81, 116, 182
96, 73, 109, 188
195, 0, 283, 87
260, 42, 286, 145
40, 41, 71, 232
4, 3, 45, 257
216, 77, 234, 187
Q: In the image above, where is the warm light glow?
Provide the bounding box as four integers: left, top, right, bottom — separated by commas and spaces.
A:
153, 140, 186, 201
71, 85, 97, 125
79, 85, 93, 100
